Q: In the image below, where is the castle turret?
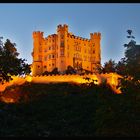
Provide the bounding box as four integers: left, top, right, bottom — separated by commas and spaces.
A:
57, 24, 68, 72
90, 32, 101, 72
32, 31, 44, 76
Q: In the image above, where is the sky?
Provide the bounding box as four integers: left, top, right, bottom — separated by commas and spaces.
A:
0, 3, 140, 65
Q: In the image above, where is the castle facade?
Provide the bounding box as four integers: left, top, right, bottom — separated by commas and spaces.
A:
32, 24, 101, 76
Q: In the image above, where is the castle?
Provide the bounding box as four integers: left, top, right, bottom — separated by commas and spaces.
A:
32, 24, 101, 76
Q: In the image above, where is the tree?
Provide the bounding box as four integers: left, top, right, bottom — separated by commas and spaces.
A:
100, 59, 116, 74
42, 68, 60, 75
115, 58, 126, 75
65, 65, 76, 74
51, 67, 59, 75
123, 30, 140, 80
118, 29, 140, 100
0, 38, 31, 83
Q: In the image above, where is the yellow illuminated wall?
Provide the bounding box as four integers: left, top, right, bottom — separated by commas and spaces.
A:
32, 24, 101, 76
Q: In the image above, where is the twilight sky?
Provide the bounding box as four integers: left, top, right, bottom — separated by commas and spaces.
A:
0, 3, 140, 65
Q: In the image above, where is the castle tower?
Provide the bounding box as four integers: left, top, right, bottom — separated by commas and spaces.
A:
90, 32, 101, 72
57, 24, 68, 72
32, 31, 44, 76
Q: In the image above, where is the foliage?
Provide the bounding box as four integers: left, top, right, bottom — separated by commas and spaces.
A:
123, 30, 140, 80
0, 38, 31, 82
115, 29, 140, 99
65, 65, 76, 74
99, 59, 116, 74
115, 58, 126, 75
51, 67, 59, 75
42, 67, 60, 75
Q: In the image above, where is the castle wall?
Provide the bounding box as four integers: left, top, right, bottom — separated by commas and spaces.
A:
31, 74, 100, 84
0, 73, 122, 94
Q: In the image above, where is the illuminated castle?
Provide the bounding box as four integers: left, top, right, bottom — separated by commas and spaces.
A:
32, 24, 101, 76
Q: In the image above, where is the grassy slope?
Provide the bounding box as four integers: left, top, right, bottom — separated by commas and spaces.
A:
0, 82, 139, 137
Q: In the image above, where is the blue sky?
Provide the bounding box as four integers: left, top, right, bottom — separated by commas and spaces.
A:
0, 3, 140, 65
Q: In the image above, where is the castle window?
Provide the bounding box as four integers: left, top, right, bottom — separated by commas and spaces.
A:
44, 66, 47, 68
77, 54, 79, 58
61, 34, 64, 39
49, 64, 51, 66
44, 56, 47, 61
49, 54, 51, 59
61, 60, 63, 63
93, 50, 95, 54
52, 46, 55, 50
44, 48, 47, 52
79, 46, 81, 52
78, 46, 79, 51
61, 42, 64, 47
52, 63, 54, 66
77, 46, 79, 51
60, 49, 64, 56
38, 66, 40, 68
49, 46, 51, 50
52, 54, 55, 58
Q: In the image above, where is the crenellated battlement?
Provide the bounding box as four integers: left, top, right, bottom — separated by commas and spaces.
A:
68, 34, 90, 42
33, 31, 44, 39
57, 24, 68, 32
93, 32, 101, 39
90, 32, 101, 41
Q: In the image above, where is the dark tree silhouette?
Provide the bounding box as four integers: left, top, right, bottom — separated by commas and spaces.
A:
65, 65, 76, 74
51, 67, 59, 75
0, 38, 31, 83
123, 30, 140, 80
115, 58, 126, 75
99, 59, 116, 74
